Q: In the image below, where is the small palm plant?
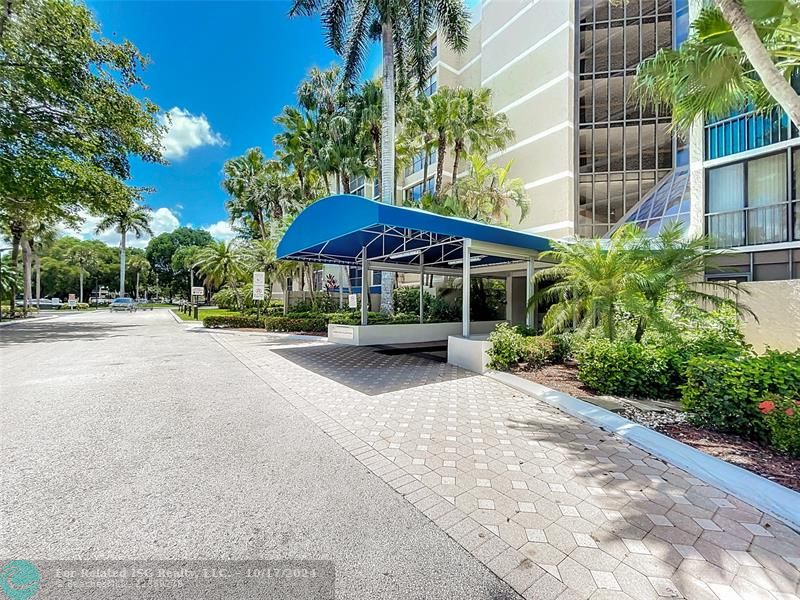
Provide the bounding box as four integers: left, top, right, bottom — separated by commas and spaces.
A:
195, 240, 247, 309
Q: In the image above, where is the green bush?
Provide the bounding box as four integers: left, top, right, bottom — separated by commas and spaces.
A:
262, 316, 327, 333
487, 323, 558, 371
428, 296, 460, 322
394, 287, 433, 315
203, 315, 264, 329
682, 350, 800, 440
758, 395, 800, 457
577, 338, 674, 398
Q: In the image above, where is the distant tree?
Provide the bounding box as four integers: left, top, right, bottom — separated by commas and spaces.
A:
145, 228, 214, 299
128, 254, 151, 300
67, 245, 99, 303
95, 202, 152, 297
195, 240, 247, 308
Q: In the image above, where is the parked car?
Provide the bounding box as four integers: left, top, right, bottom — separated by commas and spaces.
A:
110, 298, 137, 312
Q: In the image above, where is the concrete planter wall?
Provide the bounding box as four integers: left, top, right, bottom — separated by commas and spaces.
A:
327, 320, 502, 346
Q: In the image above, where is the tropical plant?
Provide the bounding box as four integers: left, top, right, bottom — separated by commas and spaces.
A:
533, 226, 643, 341
434, 154, 528, 225
289, 0, 471, 313
398, 94, 436, 189
195, 240, 247, 308
68, 245, 98, 303
95, 202, 153, 297
634, 0, 800, 130
127, 254, 151, 300
222, 148, 272, 240
448, 88, 514, 183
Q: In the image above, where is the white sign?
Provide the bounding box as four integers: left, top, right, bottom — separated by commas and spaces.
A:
68, 293, 77, 308
348, 293, 358, 309
252, 271, 265, 286
191, 286, 204, 297
329, 325, 354, 340
252, 284, 265, 301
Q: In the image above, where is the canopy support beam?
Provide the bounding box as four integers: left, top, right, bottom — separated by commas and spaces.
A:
526, 257, 535, 329
462, 239, 471, 338
361, 248, 368, 326
419, 254, 425, 324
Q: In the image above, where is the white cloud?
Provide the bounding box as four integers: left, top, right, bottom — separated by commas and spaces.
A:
159, 107, 225, 160
203, 220, 237, 242
60, 207, 181, 249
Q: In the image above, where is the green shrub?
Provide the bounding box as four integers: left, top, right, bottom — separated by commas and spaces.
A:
394, 287, 433, 315
487, 323, 558, 371
203, 315, 264, 329
577, 338, 673, 398
682, 350, 800, 440
263, 316, 328, 333
758, 395, 800, 457
427, 296, 460, 322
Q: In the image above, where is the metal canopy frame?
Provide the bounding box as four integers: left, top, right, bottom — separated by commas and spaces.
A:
276, 195, 552, 332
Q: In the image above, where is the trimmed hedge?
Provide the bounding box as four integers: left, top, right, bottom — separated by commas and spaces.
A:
204, 315, 264, 329
263, 316, 327, 333
682, 350, 800, 441
487, 323, 559, 371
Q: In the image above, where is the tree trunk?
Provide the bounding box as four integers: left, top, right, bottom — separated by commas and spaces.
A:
255, 212, 267, 241
136, 271, 140, 300
9, 224, 22, 317
422, 135, 432, 192
22, 234, 32, 316
341, 172, 351, 194
283, 277, 290, 315
373, 132, 381, 183
35, 253, 41, 309
380, 19, 396, 314
452, 142, 463, 186
79, 269, 84, 304
119, 231, 127, 297
435, 131, 447, 195
716, 0, 800, 128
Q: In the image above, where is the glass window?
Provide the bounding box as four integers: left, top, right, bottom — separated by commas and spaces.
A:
747, 153, 787, 244
608, 126, 624, 171
640, 123, 656, 169
594, 127, 608, 171
793, 148, 800, 240
708, 163, 745, 213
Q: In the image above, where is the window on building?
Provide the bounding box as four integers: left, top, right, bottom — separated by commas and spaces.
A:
350, 175, 366, 197
747, 153, 787, 244
430, 37, 438, 60
422, 72, 437, 97
404, 148, 437, 176
404, 178, 435, 203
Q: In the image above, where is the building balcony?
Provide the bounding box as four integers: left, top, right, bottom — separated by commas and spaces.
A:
705, 108, 799, 161
706, 200, 800, 249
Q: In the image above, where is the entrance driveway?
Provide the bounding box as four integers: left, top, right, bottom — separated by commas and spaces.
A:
213, 330, 800, 600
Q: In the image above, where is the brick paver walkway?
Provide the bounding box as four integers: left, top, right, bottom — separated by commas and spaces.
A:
211, 331, 800, 600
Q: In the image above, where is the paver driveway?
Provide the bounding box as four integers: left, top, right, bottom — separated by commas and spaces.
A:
212, 329, 800, 600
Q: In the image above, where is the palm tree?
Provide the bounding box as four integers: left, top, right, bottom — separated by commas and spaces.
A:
95, 202, 152, 298
430, 89, 456, 194
634, 0, 800, 130
624, 222, 751, 341
448, 88, 514, 184
244, 238, 278, 305
437, 154, 529, 225
128, 254, 151, 301
222, 148, 271, 240
195, 240, 247, 309
532, 226, 644, 341
398, 94, 436, 190
290, 0, 470, 313
68, 245, 98, 303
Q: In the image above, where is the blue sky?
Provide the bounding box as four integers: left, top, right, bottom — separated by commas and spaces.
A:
80, 0, 380, 246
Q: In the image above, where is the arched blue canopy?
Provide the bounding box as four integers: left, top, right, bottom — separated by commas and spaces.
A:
277, 194, 551, 268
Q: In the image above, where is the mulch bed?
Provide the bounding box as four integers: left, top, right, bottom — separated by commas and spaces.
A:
512, 363, 800, 493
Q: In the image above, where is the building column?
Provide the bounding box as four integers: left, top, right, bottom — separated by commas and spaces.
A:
361, 249, 368, 326
505, 275, 513, 322
419, 254, 425, 324
526, 257, 535, 329
462, 240, 471, 338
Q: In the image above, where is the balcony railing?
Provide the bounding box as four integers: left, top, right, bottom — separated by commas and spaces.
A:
706, 200, 798, 248
705, 108, 798, 160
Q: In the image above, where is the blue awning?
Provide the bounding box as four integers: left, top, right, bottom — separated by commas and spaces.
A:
277, 195, 551, 269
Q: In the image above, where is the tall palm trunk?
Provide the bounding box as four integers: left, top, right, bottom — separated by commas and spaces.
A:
422, 135, 432, 191
435, 131, 447, 194
716, 0, 800, 128
380, 19, 396, 313
119, 230, 127, 297
136, 271, 140, 300
452, 141, 463, 185
79, 269, 84, 303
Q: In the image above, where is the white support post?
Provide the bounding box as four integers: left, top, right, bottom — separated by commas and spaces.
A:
462, 239, 471, 338
526, 257, 535, 329
419, 253, 425, 324
361, 249, 369, 326
505, 275, 513, 322
339, 265, 344, 309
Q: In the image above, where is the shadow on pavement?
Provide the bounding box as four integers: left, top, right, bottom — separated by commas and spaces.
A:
0, 320, 138, 347
271, 343, 476, 396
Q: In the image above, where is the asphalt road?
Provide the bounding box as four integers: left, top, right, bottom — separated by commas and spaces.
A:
0, 309, 519, 599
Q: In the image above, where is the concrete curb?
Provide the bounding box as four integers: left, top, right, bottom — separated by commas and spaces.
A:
486, 369, 800, 531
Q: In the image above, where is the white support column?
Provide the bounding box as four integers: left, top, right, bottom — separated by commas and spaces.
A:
505, 275, 513, 322
419, 254, 425, 324
462, 239, 471, 338
361, 249, 369, 326
526, 257, 535, 329
339, 265, 344, 309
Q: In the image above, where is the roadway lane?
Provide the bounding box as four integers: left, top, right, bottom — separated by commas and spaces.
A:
0, 309, 519, 599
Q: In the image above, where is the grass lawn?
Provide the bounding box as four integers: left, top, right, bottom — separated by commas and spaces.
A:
171, 307, 240, 321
